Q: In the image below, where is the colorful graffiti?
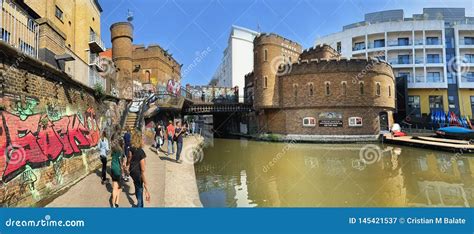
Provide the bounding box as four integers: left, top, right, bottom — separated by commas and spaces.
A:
0, 99, 100, 183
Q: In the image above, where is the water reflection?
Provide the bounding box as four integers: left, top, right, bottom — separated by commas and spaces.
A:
195, 138, 474, 207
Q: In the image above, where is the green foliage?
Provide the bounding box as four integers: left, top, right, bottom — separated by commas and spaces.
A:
93, 83, 105, 100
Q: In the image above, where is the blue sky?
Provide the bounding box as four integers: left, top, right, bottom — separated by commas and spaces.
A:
99, 0, 473, 85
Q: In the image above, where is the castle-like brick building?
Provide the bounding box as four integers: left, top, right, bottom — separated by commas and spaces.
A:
110, 21, 181, 99
246, 33, 396, 141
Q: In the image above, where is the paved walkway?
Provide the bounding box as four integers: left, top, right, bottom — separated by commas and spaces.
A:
46, 135, 204, 208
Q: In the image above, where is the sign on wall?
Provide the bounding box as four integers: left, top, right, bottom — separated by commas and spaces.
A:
302, 117, 316, 127
318, 112, 343, 127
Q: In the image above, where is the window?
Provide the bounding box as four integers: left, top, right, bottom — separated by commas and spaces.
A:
463, 72, 474, 82
341, 82, 347, 95
427, 54, 441, 63
293, 84, 298, 101
398, 55, 410, 64
145, 70, 151, 83
464, 37, 474, 45
325, 82, 330, 96
348, 117, 363, 127
398, 37, 410, 46
447, 72, 456, 84
408, 96, 421, 118
374, 39, 385, 48
465, 54, 474, 63
429, 95, 444, 111
448, 96, 456, 109
264, 49, 268, 61
470, 96, 474, 116
427, 72, 441, 82
308, 83, 314, 96
336, 42, 341, 53
264, 76, 268, 88
353, 42, 365, 51
426, 37, 439, 45
359, 82, 364, 95
375, 82, 381, 96
302, 117, 316, 127
388, 85, 391, 97
55, 6, 63, 21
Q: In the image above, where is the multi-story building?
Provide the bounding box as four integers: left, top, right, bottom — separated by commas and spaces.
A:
315, 8, 474, 119
212, 25, 259, 100
20, 0, 106, 88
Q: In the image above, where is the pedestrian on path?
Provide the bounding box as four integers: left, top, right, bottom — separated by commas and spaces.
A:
155, 122, 163, 151
174, 122, 186, 164
98, 131, 110, 184
122, 127, 132, 182
166, 120, 175, 155
127, 130, 150, 208
110, 130, 124, 208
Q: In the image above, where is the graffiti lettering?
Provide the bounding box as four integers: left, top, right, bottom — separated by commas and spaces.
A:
0, 108, 100, 182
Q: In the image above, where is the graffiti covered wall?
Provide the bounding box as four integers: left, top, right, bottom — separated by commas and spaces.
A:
0, 44, 126, 207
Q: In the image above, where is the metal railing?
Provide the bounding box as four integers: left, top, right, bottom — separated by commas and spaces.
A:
460, 39, 474, 46
89, 68, 105, 88
0, 0, 39, 58
89, 33, 105, 51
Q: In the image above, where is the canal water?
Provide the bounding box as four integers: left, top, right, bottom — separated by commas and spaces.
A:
194, 138, 473, 207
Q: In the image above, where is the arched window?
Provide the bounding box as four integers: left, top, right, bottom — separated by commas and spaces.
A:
376, 82, 381, 96
293, 84, 298, 102
264, 49, 268, 62
388, 85, 391, 97
359, 82, 364, 95
308, 83, 314, 96
264, 76, 268, 88
325, 82, 330, 96
145, 70, 151, 83
341, 81, 347, 95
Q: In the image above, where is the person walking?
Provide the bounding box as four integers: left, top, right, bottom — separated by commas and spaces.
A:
127, 130, 150, 208
155, 123, 163, 151
110, 133, 123, 208
122, 127, 132, 182
191, 120, 196, 135
166, 120, 175, 155
174, 122, 186, 164
98, 131, 110, 184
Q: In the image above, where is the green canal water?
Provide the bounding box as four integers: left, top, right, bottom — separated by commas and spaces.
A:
194, 138, 474, 207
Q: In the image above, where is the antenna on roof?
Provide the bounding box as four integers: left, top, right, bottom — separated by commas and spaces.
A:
127, 9, 134, 22
256, 21, 261, 33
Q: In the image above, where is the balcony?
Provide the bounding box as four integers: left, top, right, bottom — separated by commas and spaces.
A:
426, 56, 443, 66
459, 38, 474, 48
387, 40, 412, 47
89, 53, 104, 72
89, 33, 105, 52
352, 43, 366, 51
459, 74, 474, 88
414, 57, 424, 64
407, 75, 447, 89
0, 0, 39, 58
89, 68, 106, 89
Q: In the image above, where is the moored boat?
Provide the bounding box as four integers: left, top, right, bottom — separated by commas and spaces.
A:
435, 126, 474, 140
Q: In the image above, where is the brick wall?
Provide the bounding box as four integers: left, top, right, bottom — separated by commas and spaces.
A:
0, 42, 126, 207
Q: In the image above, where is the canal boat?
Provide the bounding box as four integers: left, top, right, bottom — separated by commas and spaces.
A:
435, 126, 474, 141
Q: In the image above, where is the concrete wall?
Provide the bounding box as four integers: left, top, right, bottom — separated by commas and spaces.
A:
0, 42, 126, 207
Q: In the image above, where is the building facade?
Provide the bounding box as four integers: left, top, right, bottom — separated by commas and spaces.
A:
247, 33, 396, 141
110, 21, 181, 100
212, 25, 259, 100
22, 0, 106, 88
315, 8, 474, 120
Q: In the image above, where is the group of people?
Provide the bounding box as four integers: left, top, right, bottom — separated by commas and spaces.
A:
153, 120, 196, 163
98, 126, 150, 208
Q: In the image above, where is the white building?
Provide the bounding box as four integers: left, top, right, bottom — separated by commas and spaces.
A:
315, 8, 474, 118
212, 25, 259, 101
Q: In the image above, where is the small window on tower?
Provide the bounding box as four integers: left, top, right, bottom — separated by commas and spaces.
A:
55, 6, 63, 21
264, 49, 268, 62
264, 76, 268, 88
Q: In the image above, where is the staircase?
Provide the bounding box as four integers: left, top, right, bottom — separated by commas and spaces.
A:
124, 112, 138, 130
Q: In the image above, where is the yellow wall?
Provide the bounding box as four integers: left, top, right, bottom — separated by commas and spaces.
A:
458, 89, 474, 117
24, 0, 102, 63
408, 89, 448, 114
